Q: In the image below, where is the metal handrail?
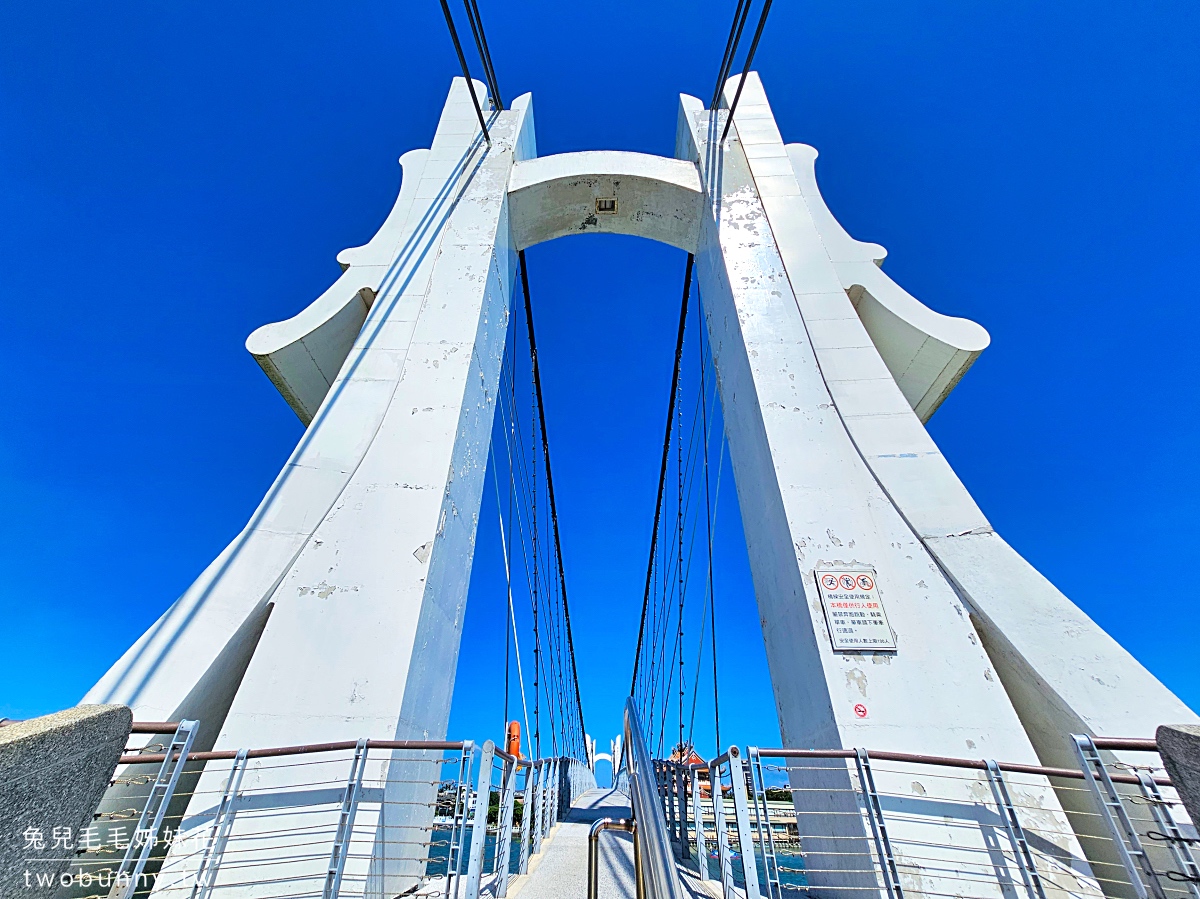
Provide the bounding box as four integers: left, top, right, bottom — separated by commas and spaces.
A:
118, 738, 465, 766
624, 698, 685, 899
589, 818, 642, 899
130, 721, 183, 734
754, 745, 1171, 787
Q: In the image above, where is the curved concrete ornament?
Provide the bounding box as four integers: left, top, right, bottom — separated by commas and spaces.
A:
245, 149, 431, 424
786, 143, 990, 422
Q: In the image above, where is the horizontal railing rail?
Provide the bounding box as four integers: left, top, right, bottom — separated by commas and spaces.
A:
118, 738, 466, 765
129, 720, 183, 734
752, 745, 1172, 787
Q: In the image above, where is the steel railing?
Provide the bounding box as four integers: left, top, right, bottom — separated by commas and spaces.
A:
642, 736, 1198, 899
45, 723, 593, 899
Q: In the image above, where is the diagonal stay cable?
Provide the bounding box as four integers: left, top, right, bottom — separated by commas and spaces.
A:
518, 249, 588, 756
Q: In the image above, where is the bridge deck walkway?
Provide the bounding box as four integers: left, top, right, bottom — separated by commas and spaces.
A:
500, 788, 717, 899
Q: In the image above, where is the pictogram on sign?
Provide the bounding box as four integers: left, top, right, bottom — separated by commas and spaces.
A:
814, 567, 897, 653
854, 704, 868, 718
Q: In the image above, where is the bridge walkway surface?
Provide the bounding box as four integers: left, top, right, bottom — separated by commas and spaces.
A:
499, 788, 717, 899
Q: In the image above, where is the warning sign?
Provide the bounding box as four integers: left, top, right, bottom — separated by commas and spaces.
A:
815, 568, 897, 653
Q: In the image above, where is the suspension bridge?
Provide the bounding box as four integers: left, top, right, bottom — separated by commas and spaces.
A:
14, 2, 1200, 899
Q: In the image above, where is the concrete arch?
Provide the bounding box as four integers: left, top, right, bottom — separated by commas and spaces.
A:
507, 150, 703, 252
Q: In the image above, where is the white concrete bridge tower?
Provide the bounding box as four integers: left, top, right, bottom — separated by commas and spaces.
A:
79, 73, 1196, 899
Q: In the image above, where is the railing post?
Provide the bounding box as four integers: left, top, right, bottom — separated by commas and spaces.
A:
854, 749, 904, 899
447, 741, 475, 899
463, 740, 496, 899
494, 753, 519, 896
984, 759, 1047, 899
557, 758, 565, 821
712, 757, 735, 899
531, 760, 545, 854
539, 758, 552, 839
554, 758, 562, 821
692, 767, 710, 880
115, 720, 199, 899
666, 762, 678, 839
190, 747, 248, 899
728, 748, 762, 899
747, 747, 781, 899
1074, 734, 1169, 899
543, 759, 553, 833
543, 758, 552, 840
1134, 771, 1200, 899
322, 738, 369, 899
518, 762, 534, 874
676, 764, 689, 859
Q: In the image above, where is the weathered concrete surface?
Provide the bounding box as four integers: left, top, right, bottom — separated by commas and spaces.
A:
1157, 725, 1200, 825
0, 705, 132, 897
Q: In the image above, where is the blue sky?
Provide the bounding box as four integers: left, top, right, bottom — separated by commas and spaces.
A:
2, 1, 1197, 762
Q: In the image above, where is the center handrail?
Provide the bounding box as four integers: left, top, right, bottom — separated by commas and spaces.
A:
623, 697, 685, 899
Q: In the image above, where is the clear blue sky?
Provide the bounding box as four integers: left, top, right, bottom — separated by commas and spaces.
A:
2, 1, 1197, 762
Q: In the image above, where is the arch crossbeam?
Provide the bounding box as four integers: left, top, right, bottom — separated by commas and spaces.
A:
508, 150, 702, 251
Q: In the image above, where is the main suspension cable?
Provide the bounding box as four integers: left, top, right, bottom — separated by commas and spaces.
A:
436, 0, 490, 142
494, 294, 583, 759
720, 0, 775, 142
710, 0, 753, 109
460, 0, 504, 109
519, 249, 588, 757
